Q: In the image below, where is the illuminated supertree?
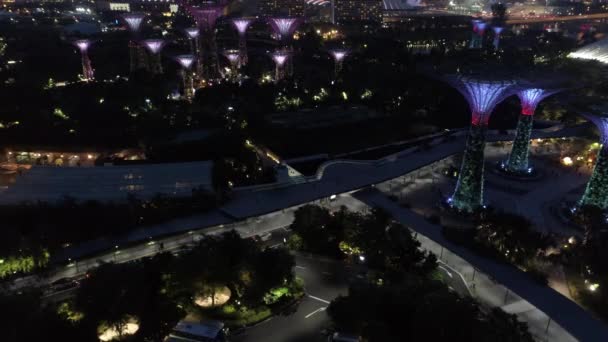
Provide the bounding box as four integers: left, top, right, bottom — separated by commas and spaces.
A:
122, 13, 146, 73
231, 18, 253, 66
74, 39, 94, 81
189, 3, 225, 80
271, 50, 290, 82
470, 20, 486, 49
505, 88, 560, 174
142, 39, 165, 74
579, 114, 608, 209
492, 26, 504, 50
176, 54, 196, 101
329, 49, 348, 77
446, 76, 514, 212
223, 49, 241, 81
184, 27, 202, 76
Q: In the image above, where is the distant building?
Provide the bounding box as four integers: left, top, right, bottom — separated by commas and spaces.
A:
258, 0, 305, 17
334, 0, 382, 23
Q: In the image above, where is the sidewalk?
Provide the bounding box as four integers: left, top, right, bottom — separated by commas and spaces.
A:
353, 189, 608, 342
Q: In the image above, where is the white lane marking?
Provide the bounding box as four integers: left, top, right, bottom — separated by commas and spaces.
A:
295, 266, 306, 270
305, 307, 326, 319
438, 265, 453, 278
308, 295, 331, 304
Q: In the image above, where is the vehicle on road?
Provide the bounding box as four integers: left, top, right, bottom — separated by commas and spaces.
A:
165, 320, 228, 342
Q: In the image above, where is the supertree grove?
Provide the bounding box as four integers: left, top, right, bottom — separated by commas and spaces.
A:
122, 13, 146, 73
446, 76, 514, 212
579, 114, 608, 209
329, 49, 348, 77
271, 50, 290, 82
492, 26, 504, 50
176, 54, 196, 101
223, 49, 241, 81
188, 3, 225, 80
142, 39, 165, 74
231, 18, 253, 66
504, 88, 560, 174
184, 27, 202, 76
74, 39, 94, 81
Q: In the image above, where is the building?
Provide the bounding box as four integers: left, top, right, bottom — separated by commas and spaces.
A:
258, 0, 305, 17
334, 0, 382, 23
165, 321, 227, 342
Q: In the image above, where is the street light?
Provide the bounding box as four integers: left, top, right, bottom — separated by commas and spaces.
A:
359, 255, 366, 262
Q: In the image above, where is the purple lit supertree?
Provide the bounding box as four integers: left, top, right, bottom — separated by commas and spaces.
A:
271, 50, 290, 82
577, 113, 608, 209
122, 13, 147, 73
329, 49, 348, 77
492, 26, 504, 50
184, 27, 202, 76
142, 39, 165, 74
74, 39, 94, 81
446, 76, 514, 212
176, 54, 196, 101
188, 4, 225, 80
268, 17, 300, 43
231, 18, 253, 66
504, 88, 560, 174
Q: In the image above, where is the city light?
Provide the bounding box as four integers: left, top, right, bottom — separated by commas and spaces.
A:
562, 156, 573, 165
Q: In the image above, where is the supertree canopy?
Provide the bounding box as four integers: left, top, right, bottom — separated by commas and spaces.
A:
232, 18, 253, 66
579, 113, 608, 209
269, 18, 300, 42
122, 13, 145, 33
185, 27, 199, 39
569, 37, 608, 64
189, 4, 224, 31
224, 50, 240, 65
176, 54, 196, 69
505, 88, 559, 174
74, 39, 94, 80
232, 18, 252, 35
142, 39, 164, 54
447, 76, 514, 212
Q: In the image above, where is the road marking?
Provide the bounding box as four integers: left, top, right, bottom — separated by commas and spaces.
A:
438, 265, 453, 278
295, 266, 306, 270
308, 294, 331, 304
305, 307, 326, 319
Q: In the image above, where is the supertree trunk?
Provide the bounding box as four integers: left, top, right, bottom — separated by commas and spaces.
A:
182, 70, 194, 101
82, 54, 94, 80
580, 146, 608, 209
239, 36, 248, 66
506, 114, 534, 172
451, 124, 487, 212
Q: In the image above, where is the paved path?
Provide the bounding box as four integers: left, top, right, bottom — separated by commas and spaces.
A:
353, 188, 608, 342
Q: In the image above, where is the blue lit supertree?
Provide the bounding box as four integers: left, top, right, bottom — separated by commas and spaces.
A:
492, 26, 504, 50
446, 76, 515, 212
579, 113, 608, 209
231, 18, 253, 66
470, 20, 486, 49
504, 88, 560, 173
